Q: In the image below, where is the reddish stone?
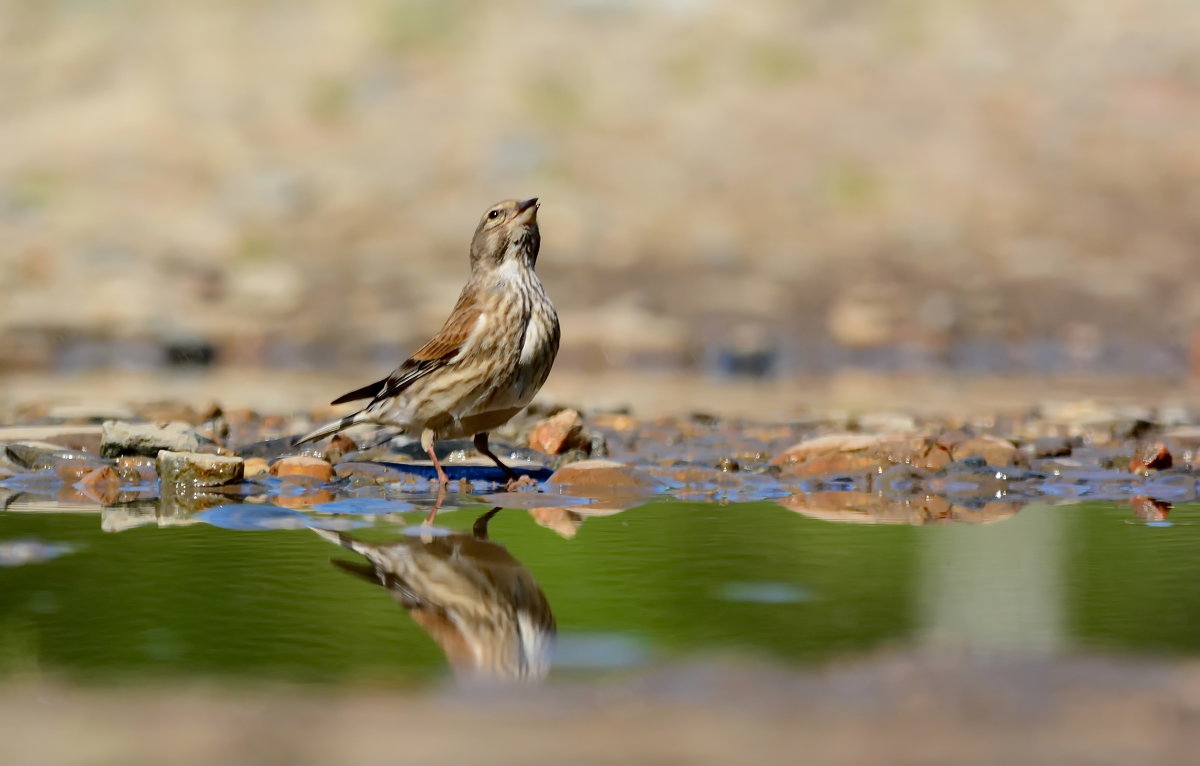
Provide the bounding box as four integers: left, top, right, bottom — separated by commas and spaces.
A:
75, 466, 122, 504
949, 435, 1025, 467
270, 456, 333, 482
773, 433, 939, 477
326, 433, 359, 463
547, 459, 659, 492
55, 461, 100, 483
528, 409, 587, 456
1130, 443, 1172, 475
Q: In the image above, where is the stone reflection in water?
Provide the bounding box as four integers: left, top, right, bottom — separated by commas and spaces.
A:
918, 504, 1065, 654
312, 507, 555, 682
776, 491, 1027, 525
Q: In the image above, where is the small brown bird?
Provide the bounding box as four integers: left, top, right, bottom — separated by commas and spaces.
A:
312, 507, 556, 682
297, 198, 559, 488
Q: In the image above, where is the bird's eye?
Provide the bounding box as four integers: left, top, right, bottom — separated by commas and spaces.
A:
487, 210, 500, 220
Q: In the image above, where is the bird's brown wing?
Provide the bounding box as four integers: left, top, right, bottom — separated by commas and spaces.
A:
330, 291, 483, 406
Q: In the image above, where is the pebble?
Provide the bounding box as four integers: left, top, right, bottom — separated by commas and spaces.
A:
243, 457, 270, 477
527, 409, 589, 456
715, 457, 740, 472
115, 456, 158, 484
325, 433, 358, 464
4, 441, 100, 471
0, 426, 103, 454
157, 450, 244, 490
772, 433, 947, 477
270, 456, 333, 482
1130, 443, 1173, 476
333, 461, 407, 482
54, 457, 111, 483
102, 421, 202, 458
547, 459, 660, 492
949, 435, 1025, 468
75, 466, 123, 504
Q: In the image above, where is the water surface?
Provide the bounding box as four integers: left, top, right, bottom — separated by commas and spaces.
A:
1, 497, 1197, 685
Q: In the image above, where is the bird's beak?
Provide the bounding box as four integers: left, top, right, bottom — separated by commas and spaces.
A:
515, 197, 539, 224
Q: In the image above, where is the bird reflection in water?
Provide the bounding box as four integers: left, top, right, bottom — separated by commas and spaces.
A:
312, 507, 555, 682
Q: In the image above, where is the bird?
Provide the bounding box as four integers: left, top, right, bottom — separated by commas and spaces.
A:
296, 198, 560, 491
311, 507, 556, 682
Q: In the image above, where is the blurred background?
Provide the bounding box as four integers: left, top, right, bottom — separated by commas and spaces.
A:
2, 0, 1199, 399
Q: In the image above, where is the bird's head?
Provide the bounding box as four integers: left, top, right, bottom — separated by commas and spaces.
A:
470, 198, 541, 270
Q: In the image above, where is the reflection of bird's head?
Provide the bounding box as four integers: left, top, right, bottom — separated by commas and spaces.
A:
470, 198, 541, 270
313, 515, 555, 682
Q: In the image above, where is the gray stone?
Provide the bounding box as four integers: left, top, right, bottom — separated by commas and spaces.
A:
157, 450, 243, 490
2, 441, 104, 471
102, 421, 201, 458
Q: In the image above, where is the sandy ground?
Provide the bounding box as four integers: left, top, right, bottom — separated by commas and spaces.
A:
3, 651, 1199, 765
4, 369, 1200, 421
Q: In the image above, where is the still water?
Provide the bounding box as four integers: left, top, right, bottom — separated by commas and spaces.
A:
0, 498, 1196, 686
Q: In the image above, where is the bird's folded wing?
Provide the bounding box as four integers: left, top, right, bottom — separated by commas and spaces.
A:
330, 296, 483, 406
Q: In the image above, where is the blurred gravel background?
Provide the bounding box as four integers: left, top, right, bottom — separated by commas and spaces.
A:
1, 0, 1198, 378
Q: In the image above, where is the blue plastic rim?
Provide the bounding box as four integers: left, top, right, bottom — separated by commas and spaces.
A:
373, 461, 554, 483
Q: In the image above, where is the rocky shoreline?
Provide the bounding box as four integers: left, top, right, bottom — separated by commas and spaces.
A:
2, 394, 1199, 535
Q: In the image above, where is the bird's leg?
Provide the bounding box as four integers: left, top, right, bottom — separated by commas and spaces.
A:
421, 428, 450, 487
472, 507, 503, 539
473, 432, 519, 487
423, 482, 447, 526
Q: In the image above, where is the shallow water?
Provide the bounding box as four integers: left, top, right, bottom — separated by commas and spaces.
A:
1, 495, 1197, 686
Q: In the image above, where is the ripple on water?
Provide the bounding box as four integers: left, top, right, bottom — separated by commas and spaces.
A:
309, 498, 415, 515
0, 539, 76, 567
196, 504, 316, 531
553, 633, 652, 671
716, 582, 813, 604
475, 492, 594, 509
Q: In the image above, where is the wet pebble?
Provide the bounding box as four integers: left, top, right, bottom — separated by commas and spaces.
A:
270, 456, 333, 482
548, 459, 661, 493
324, 433, 358, 464
243, 457, 270, 477
54, 457, 112, 483
527, 409, 590, 456
1129, 442, 1173, 476
1024, 436, 1078, 458
116, 456, 158, 484
948, 435, 1024, 468
157, 450, 244, 489
4, 441, 99, 471
75, 466, 123, 504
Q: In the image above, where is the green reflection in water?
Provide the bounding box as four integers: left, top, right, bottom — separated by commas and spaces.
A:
0, 499, 1197, 685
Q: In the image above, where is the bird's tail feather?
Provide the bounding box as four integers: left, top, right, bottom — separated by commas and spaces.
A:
294, 412, 367, 445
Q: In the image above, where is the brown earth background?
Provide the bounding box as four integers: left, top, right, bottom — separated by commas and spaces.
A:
2, 0, 1199, 385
